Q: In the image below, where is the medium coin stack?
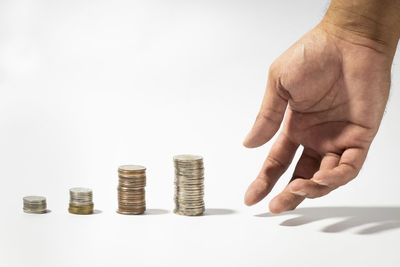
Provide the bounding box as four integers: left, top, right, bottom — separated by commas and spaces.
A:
174, 154, 205, 216
68, 187, 94, 215
23, 196, 47, 214
117, 165, 146, 215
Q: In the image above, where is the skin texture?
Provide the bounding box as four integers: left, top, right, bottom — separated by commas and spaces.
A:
243, 17, 398, 214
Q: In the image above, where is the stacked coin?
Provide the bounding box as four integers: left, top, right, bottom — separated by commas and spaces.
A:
174, 154, 205, 216
68, 187, 94, 215
117, 165, 146, 215
23, 196, 47, 214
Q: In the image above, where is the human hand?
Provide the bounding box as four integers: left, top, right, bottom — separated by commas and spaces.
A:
243, 10, 399, 214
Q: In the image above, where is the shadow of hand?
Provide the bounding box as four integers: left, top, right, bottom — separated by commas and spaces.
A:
256, 206, 400, 235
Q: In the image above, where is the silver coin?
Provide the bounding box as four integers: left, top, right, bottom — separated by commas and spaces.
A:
23, 196, 46, 203
23, 208, 47, 214
173, 154, 205, 216
173, 154, 203, 162
174, 208, 204, 216
70, 187, 92, 194
119, 165, 146, 172
69, 187, 94, 209
23, 196, 47, 214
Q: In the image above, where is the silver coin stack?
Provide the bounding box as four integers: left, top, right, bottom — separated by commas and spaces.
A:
69, 187, 94, 215
23, 196, 47, 214
174, 154, 205, 216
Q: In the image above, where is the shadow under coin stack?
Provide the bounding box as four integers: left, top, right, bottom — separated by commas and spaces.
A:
174, 154, 205, 216
68, 187, 94, 215
117, 165, 146, 215
23, 196, 47, 214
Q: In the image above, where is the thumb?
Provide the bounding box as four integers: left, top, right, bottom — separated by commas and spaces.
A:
243, 71, 288, 148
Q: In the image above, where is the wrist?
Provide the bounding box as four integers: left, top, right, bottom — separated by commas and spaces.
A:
320, 0, 400, 56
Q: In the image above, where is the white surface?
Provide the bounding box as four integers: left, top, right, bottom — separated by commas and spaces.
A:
1, 0, 400, 266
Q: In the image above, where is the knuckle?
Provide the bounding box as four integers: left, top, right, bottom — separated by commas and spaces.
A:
289, 179, 305, 191
342, 162, 360, 178
265, 156, 286, 170
257, 108, 282, 124
308, 190, 328, 199
268, 61, 279, 76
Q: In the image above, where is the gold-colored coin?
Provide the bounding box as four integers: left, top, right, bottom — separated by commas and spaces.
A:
68, 204, 94, 215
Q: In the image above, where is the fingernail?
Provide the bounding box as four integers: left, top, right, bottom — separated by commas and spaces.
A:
244, 187, 260, 206
312, 179, 329, 186
291, 191, 307, 197
243, 132, 253, 147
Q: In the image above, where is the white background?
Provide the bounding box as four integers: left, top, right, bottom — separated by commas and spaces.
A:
1, 0, 400, 266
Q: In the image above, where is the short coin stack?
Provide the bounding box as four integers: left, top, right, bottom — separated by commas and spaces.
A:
117, 165, 146, 215
174, 154, 205, 216
68, 187, 94, 215
23, 196, 47, 214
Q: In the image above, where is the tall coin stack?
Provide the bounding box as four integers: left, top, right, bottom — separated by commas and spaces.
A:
174, 154, 205, 216
117, 165, 146, 215
68, 187, 94, 215
23, 196, 47, 214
